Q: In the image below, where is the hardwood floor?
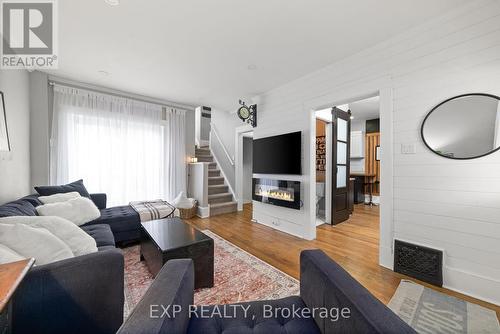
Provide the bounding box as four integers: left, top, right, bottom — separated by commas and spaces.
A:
185, 204, 500, 317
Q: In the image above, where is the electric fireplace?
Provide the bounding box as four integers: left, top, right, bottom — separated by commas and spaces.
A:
252, 178, 301, 210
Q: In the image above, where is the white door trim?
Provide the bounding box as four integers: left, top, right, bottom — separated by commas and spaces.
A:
235, 124, 254, 211
303, 76, 394, 269
325, 122, 332, 224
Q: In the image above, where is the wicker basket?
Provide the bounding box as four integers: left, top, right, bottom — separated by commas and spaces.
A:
177, 201, 198, 219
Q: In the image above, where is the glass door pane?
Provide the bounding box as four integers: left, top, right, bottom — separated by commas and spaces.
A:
337, 118, 347, 142
337, 166, 347, 188
337, 142, 347, 164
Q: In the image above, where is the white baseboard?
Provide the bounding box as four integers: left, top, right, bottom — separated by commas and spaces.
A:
379, 245, 393, 269
197, 206, 210, 218
443, 266, 500, 306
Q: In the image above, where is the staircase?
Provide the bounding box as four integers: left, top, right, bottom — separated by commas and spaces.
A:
195, 147, 237, 216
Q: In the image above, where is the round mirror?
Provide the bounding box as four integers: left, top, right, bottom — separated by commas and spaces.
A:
421, 93, 500, 159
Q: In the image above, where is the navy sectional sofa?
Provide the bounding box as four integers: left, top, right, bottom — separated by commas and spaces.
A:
0, 195, 125, 334
0, 193, 145, 333
84, 193, 141, 243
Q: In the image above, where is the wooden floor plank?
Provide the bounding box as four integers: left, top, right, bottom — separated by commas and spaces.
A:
185, 203, 500, 317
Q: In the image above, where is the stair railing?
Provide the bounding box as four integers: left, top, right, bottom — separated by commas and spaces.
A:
210, 123, 235, 166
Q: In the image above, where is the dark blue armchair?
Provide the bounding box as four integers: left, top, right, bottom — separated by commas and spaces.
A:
118, 250, 416, 334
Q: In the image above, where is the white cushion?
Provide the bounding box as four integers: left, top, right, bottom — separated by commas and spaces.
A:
0, 244, 25, 265
38, 191, 81, 204
36, 197, 101, 226
173, 191, 195, 209
0, 216, 97, 256
0, 223, 74, 265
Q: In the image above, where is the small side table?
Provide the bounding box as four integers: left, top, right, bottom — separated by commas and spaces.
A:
0, 258, 34, 334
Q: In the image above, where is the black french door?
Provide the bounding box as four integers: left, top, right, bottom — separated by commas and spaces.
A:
331, 107, 351, 225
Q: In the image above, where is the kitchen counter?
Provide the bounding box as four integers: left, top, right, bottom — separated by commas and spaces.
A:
350, 172, 376, 177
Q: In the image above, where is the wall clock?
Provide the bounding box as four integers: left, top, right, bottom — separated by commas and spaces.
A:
237, 100, 257, 127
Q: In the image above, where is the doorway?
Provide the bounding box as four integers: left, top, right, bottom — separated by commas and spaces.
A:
314, 110, 331, 226
235, 125, 254, 211
313, 95, 381, 227
242, 134, 253, 204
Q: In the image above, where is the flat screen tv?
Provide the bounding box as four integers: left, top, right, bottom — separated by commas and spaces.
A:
253, 131, 301, 175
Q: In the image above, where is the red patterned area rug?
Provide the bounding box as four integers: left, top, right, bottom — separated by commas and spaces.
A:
123, 230, 299, 317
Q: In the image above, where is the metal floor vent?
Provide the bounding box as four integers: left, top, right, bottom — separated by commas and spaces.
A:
394, 240, 443, 287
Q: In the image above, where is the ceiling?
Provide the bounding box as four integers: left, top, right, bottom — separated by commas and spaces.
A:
350, 96, 380, 121
46, 0, 467, 111
315, 96, 379, 122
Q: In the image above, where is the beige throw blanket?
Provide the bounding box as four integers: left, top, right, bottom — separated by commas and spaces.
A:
129, 200, 175, 222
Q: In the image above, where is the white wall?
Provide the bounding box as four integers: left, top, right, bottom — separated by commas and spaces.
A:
350, 119, 366, 172
29, 71, 50, 187
0, 70, 31, 203
242, 136, 253, 202
211, 108, 241, 159
253, 0, 500, 304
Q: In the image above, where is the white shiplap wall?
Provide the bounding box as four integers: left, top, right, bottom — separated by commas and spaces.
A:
253, 0, 500, 304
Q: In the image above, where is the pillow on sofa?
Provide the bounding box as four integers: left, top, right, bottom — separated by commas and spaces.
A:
36, 197, 101, 226
39, 191, 81, 204
35, 179, 91, 198
0, 223, 74, 265
0, 216, 98, 256
0, 244, 25, 265
0, 198, 37, 218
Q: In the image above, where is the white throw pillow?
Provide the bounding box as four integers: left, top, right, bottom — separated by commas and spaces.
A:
0, 244, 25, 265
173, 191, 195, 209
38, 191, 81, 204
0, 216, 97, 256
0, 224, 74, 265
36, 197, 101, 226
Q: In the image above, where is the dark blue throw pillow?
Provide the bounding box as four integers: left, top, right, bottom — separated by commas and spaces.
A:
34, 179, 91, 198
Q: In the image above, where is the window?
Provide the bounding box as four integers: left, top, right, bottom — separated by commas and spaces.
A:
50, 85, 186, 206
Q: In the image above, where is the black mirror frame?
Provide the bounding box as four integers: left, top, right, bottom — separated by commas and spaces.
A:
421, 93, 500, 160
0, 91, 11, 152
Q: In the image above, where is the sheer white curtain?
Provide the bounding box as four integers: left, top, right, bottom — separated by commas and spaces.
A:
164, 107, 187, 201
50, 85, 186, 206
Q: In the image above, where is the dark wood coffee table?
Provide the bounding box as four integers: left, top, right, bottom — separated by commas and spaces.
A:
140, 217, 214, 289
